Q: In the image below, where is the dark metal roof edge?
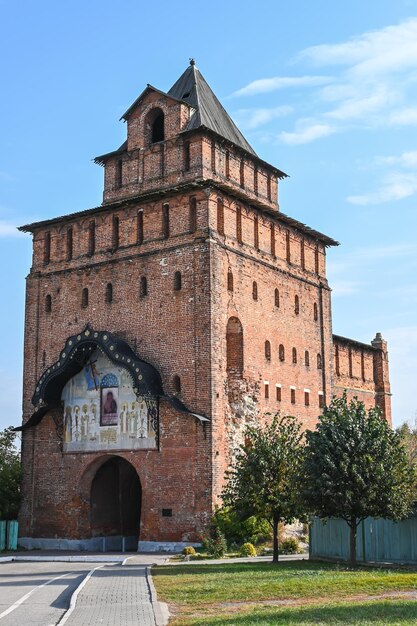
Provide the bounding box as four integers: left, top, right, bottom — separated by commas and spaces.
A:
18, 179, 338, 246
333, 334, 379, 351
94, 141, 128, 165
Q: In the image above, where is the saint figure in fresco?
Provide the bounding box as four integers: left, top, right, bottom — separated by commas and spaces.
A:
103, 390, 117, 414
84, 359, 101, 390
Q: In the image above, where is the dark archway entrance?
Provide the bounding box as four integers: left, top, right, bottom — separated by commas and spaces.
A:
90, 457, 141, 551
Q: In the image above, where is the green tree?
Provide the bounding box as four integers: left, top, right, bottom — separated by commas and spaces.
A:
303, 394, 415, 565
396, 418, 417, 465
222, 414, 304, 563
0, 427, 21, 520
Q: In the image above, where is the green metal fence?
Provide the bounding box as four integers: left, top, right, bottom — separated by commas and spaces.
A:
0, 521, 18, 551
310, 516, 417, 564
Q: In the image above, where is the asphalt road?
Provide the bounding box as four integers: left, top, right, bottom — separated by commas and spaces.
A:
0, 561, 106, 626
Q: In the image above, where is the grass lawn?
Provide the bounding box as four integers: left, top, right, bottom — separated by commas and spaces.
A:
152, 560, 417, 625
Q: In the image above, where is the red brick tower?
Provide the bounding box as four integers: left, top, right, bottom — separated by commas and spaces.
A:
18, 61, 391, 551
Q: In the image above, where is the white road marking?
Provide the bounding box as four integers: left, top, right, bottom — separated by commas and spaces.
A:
0, 572, 73, 620
57, 565, 105, 625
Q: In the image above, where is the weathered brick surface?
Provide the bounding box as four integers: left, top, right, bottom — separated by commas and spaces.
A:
19, 72, 391, 544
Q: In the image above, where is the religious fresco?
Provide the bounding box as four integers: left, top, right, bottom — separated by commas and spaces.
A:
61, 350, 157, 452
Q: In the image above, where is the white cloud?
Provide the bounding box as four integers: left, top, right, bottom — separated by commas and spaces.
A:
0, 221, 24, 237
347, 149, 417, 205
232, 75, 331, 97
389, 107, 417, 125
280, 122, 335, 145
233, 106, 293, 130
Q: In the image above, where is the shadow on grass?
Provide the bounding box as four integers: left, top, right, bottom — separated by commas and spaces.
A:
182, 600, 417, 625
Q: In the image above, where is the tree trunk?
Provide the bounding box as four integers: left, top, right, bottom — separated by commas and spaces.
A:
349, 516, 357, 566
272, 511, 279, 563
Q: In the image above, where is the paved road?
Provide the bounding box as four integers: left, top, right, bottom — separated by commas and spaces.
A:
0, 561, 110, 626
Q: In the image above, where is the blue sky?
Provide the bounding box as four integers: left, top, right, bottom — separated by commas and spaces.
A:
1, 0, 417, 430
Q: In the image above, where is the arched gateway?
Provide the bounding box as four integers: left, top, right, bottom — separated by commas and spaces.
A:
90, 457, 141, 551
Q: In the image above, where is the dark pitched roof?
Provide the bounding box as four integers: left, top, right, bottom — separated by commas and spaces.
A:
168, 62, 257, 156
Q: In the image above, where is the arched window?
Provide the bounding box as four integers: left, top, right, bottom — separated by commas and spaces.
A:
305, 350, 310, 367
174, 271, 182, 291
265, 340, 271, 360
279, 344, 285, 362
81, 287, 89, 308
314, 302, 318, 321
217, 198, 224, 235
173, 375, 181, 394
140, 276, 147, 298
294, 295, 300, 315
274, 288, 280, 308
292, 347, 297, 364
227, 270, 234, 292
226, 317, 244, 377
148, 109, 164, 144
105, 282, 113, 303
45, 294, 52, 313
252, 281, 258, 301
189, 197, 197, 233
317, 353, 322, 369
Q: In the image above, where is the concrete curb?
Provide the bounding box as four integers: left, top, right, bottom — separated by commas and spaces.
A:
0, 555, 124, 563
146, 566, 170, 626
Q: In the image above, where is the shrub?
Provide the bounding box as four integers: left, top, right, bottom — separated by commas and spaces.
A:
280, 536, 300, 554
239, 542, 257, 557
210, 506, 271, 547
182, 546, 196, 556
202, 527, 227, 558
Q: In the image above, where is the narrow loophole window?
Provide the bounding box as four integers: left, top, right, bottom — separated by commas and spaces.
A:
45, 294, 52, 313
274, 288, 280, 308
66, 227, 73, 261
227, 270, 234, 292
240, 159, 245, 188
236, 205, 242, 243
225, 150, 230, 179
105, 282, 113, 303
264, 383, 269, 399
291, 388, 296, 404
184, 141, 191, 171
115, 159, 122, 189
174, 271, 182, 291
304, 391, 310, 406
173, 375, 181, 394
292, 347, 297, 364
265, 340, 271, 360
295, 295, 300, 315
252, 281, 258, 301
81, 287, 89, 308
44, 231, 51, 264
137, 210, 144, 245
279, 344, 285, 362
276, 386, 281, 402
314, 302, 318, 321
317, 353, 322, 370
162, 203, 169, 239
305, 350, 310, 367
217, 198, 224, 235
189, 197, 197, 233
140, 276, 148, 298
88, 220, 96, 256
112, 216, 120, 250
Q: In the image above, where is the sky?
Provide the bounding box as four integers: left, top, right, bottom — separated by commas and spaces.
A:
1, 0, 417, 430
